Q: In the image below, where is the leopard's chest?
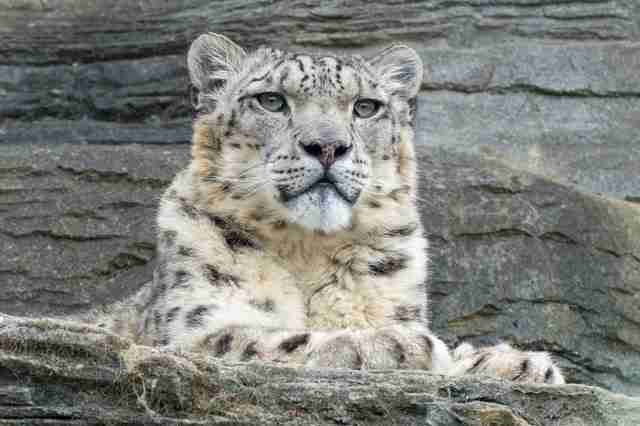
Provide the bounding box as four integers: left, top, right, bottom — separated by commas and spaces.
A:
239, 231, 424, 332
269, 248, 395, 331
287, 244, 425, 331
237, 254, 379, 330
303, 271, 388, 330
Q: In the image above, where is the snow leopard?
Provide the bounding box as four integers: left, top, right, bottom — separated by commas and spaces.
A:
111, 33, 564, 384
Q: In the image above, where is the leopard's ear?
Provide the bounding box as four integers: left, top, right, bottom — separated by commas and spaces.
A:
187, 33, 246, 110
369, 45, 423, 98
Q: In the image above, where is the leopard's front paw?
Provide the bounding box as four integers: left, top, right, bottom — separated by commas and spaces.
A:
358, 326, 452, 371
304, 331, 363, 369
304, 327, 453, 372
451, 343, 565, 384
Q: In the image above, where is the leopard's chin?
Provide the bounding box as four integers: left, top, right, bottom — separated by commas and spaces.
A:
284, 184, 353, 233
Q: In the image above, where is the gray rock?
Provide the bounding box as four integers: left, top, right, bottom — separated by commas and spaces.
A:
0, 144, 189, 317
416, 147, 640, 396
0, 314, 638, 425
419, 44, 640, 96
0, 0, 635, 66
416, 91, 640, 200
1, 119, 192, 145
2, 1, 640, 200
0, 56, 190, 122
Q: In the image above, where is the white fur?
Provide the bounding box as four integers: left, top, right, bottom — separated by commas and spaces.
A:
430, 335, 454, 374
286, 185, 353, 233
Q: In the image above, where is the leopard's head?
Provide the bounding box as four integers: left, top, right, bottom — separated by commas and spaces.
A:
189, 34, 422, 234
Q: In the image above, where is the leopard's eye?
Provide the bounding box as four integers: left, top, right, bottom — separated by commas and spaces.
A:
354, 99, 381, 118
256, 92, 287, 113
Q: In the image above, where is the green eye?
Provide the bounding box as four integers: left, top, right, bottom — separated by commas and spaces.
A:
354, 99, 381, 118
256, 92, 287, 112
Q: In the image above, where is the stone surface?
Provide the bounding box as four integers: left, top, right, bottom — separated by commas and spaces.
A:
0, 144, 188, 317
417, 91, 640, 199
416, 148, 640, 396
2, 143, 639, 398
0, 314, 638, 425
2, 0, 640, 199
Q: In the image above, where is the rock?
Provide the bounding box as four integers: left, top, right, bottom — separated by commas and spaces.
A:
0, 144, 188, 317
0, 56, 191, 122
416, 91, 640, 200
2, 143, 639, 398
2, 1, 640, 200
0, 0, 634, 66
416, 148, 640, 396
0, 314, 638, 425
1, 119, 192, 145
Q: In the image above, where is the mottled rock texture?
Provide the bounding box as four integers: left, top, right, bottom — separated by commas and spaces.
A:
0, 314, 638, 425
2, 0, 640, 199
418, 148, 640, 396
1, 0, 640, 422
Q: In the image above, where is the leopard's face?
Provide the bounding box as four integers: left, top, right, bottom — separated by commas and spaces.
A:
189, 35, 422, 233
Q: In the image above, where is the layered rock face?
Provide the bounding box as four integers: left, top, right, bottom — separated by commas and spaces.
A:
1, 0, 640, 423
2, 0, 640, 199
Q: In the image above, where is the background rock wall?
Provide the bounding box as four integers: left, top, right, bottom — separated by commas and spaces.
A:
3, 0, 640, 199
1, 0, 640, 397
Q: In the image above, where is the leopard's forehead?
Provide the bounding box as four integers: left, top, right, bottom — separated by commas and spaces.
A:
237, 49, 381, 102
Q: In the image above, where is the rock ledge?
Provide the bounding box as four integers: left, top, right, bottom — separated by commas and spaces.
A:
0, 314, 638, 425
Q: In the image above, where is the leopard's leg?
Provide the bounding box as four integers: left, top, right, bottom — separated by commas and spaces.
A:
193, 319, 452, 372
304, 323, 452, 372
450, 342, 565, 384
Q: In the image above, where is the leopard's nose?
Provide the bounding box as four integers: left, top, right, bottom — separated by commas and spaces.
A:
300, 140, 352, 168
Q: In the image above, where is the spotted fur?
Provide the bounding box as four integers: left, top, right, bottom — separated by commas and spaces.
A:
112, 33, 563, 385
